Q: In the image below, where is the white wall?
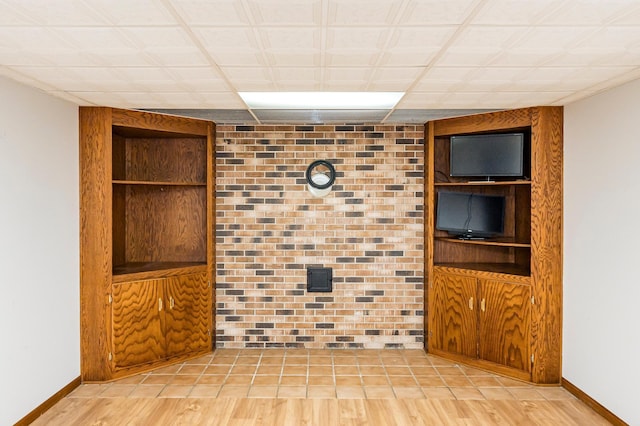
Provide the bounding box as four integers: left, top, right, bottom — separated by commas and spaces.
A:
0, 76, 79, 424
564, 78, 640, 424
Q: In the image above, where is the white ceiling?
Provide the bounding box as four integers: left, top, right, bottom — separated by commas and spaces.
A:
1, 0, 640, 123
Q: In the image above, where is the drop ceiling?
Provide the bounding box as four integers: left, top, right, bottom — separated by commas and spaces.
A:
1, 0, 639, 123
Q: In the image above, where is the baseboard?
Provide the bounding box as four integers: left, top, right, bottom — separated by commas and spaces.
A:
14, 376, 81, 426
561, 377, 628, 426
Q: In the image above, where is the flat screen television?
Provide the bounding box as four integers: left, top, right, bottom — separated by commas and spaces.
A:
450, 133, 524, 178
436, 191, 505, 239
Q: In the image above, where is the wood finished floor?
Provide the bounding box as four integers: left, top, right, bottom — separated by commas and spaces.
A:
34, 349, 610, 425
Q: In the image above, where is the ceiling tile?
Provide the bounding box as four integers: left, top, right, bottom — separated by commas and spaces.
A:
325, 53, 378, 67
165, 67, 231, 91
472, 0, 564, 25
328, 0, 403, 25
326, 27, 389, 51
539, 0, 640, 25
221, 66, 274, 90
195, 27, 259, 50
0, 0, 110, 25
247, 0, 322, 25
259, 27, 321, 50
265, 52, 320, 67
400, 0, 478, 25
413, 67, 475, 91
82, 0, 177, 25
170, 0, 250, 26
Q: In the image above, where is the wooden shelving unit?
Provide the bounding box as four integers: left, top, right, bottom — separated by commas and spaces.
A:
80, 107, 215, 382
425, 107, 563, 384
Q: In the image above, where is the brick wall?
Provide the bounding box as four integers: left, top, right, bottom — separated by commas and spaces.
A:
215, 123, 424, 349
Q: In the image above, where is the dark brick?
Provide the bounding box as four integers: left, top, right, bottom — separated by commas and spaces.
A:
316, 323, 334, 329
256, 270, 274, 276
256, 323, 274, 328
236, 125, 254, 131
346, 212, 364, 218
225, 290, 244, 296
336, 336, 354, 342
247, 329, 264, 335
235, 205, 254, 210
356, 165, 374, 171
295, 138, 313, 145
335, 125, 354, 131
315, 296, 334, 303
356, 257, 373, 263
226, 159, 245, 165
277, 309, 294, 315
356, 152, 374, 158
266, 145, 284, 151
296, 336, 314, 342
346, 198, 364, 204
225, 316, 242, 321
386, 251, 404, 256
286, 264, 304, 269
396, 138, 414, 144
365, 251, 383, 257
248, 198, 265, 204
277, 244, 295, 250
337, 257, 355, 263
345, 277, 364, 283
385, 185, 405, 191
366, 145, 384, 151
295, 125, 314, 131
288, 290, 305, 296
256, 217, 275, 223
356, 296, 374, 303
305, 303, 324, 309
365, 330, 380, 335
256, 152, 274, 158
366, 290, 384, 296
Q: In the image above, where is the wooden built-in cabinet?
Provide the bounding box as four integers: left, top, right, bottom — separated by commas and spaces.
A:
432, 267, 531, 380
80, 107, 215, 382
425, 107, 562, 384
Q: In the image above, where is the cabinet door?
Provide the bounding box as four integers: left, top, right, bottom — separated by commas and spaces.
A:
112, 280, 165, 368
479, 279, 530, 372
164, 273, 210, 357
431, 271, 477, 358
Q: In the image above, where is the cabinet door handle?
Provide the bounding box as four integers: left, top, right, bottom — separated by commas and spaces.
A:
170, 297, 175, 310
158, 298, 163, 311
468, 297, 474, 310
480, 298, 486, 312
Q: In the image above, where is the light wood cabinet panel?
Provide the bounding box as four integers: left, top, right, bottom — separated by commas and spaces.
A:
164, 273, 210, 357
112, 280, 165, 369
431, 272, 477, 358
479, 279, 530, 372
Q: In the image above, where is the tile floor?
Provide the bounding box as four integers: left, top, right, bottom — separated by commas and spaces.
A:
71, 349, 576, 402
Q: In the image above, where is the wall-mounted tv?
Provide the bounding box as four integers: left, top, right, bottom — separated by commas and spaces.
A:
450, 133, 524, 178
436, 191, 505, 239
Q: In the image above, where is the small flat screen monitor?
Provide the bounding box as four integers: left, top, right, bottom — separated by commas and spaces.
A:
450, 133, 524, 178
436, 191, 505, 239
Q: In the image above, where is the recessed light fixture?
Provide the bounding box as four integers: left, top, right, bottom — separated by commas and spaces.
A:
239, 92, 404, 110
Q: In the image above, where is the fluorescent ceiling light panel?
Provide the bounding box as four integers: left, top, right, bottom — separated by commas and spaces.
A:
239, 92, 404, 109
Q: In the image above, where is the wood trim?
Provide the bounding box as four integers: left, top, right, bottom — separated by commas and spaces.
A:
529, 106, 563, 384
425, 122, 435, 351
80, 107, 113, 381
432, 108, 532, 136
111, 108, 209, 136
14, 377, 81, 426
429, 348, 532, 382
562, 378, 628, 426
